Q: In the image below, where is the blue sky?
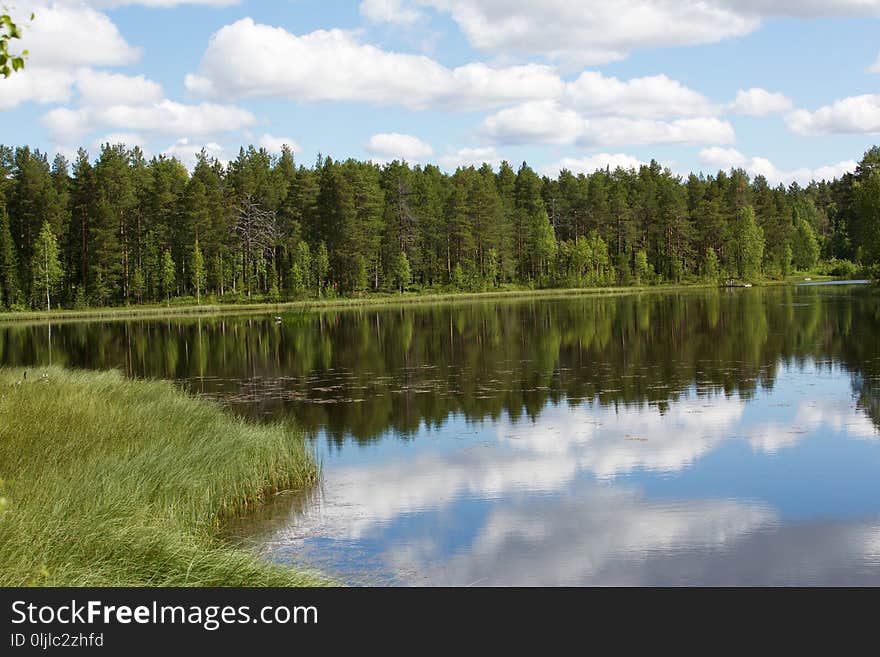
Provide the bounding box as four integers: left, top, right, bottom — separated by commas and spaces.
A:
2, 1, 879, 183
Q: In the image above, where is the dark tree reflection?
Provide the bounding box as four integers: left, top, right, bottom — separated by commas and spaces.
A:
1, 285, 878, 445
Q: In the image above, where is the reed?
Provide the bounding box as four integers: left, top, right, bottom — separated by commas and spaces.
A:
0, 367, 325, 586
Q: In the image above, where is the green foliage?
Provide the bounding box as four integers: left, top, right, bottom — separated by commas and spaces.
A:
791, 215, 820, 271
634, 249, 653, 285
160, 250, 176, 301
485, 247, 500, 287
191, 239, 206, 304
0, 203, 18, 307
703, 247, 720, 283
314, 241, 329, 296
352, 254, 368, 295
288, 261, 305, 298
854, 152, 880, 265
451, 262, 464, 289
531, 208, 557, 280
131, 265, 146, 303
615, 252, 632, 286
0, 12, 30, 78
730, 206, 765, 281
31, 220, 62, 311
392, 251, 411, 292
294, 241, 312, 294
0, 142, 877, 311
0, 367, 322, 586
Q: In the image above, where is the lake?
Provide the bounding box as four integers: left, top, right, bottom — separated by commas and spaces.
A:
3, 283, 880, 585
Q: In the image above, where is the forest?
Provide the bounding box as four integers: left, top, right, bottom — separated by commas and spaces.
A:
0, 143, 878, 310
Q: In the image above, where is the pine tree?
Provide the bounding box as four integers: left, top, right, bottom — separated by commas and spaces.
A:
0, 202, 19, 307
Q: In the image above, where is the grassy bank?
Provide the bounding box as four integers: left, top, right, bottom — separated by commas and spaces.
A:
0, 367, 325, 587
0, 282, 727, 325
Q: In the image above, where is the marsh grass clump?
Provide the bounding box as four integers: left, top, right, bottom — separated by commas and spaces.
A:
0, 367, 324, 586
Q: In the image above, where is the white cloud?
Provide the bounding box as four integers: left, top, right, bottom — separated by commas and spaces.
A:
483, 101, 735, 147
699, 146, 748, 169
42, 100, 256, 143
36, 0, 240, 7
482, 101, 585, 145
584, 117, 735, 147
365, 133, 434, 161
162, 138, 230, 169
566, 71, 717, 118
184, 19, 565, 110
92, 132, 147, 150
258, 134, 302, 154
373, 1, 880, 65
731, 87, 793, 116
14, 3, 140, 68
699, 147, 857, 184
75, 69, 165, 107
786, 94, 880, 135
438, 147, 501, 170
0, 67, 74, 110
360, 0, 424, 25
542, 153, 643, 177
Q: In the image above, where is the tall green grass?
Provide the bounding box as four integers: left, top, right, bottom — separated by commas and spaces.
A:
0, 367, 325, 586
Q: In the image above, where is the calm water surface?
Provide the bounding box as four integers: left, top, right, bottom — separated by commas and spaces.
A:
3, 284, 880, 585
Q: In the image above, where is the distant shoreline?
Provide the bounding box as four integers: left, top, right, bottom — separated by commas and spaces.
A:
0, 279, 842, 326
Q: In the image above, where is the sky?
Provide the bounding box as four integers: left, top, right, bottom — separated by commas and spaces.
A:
1, 0, 879, 184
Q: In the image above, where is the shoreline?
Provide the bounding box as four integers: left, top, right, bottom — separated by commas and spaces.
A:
0, 278, 844, 326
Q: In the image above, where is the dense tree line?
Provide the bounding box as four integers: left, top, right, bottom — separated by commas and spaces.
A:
0, 143, 878, 310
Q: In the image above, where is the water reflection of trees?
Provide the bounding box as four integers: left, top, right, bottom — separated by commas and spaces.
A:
1, 286, 877, 444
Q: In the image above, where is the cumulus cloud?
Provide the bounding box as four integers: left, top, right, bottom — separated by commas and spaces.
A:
42, 100, 256, 143
360, 0, 423, 25
364, 1, 880, 64
699, 147, 857, 185
542, 154, 643, 177
35, 0, 239, 7
185, 19, 564, 111
258, 134, 302, 154
185, 18, 724, 120
483, 101, 735, 147
92, 132, 148, 150
162, 138, 230, 169
567, 71, 717, 118
13, 3, 140, 68
786, 94, 880, 135
365, 133, 434, 161
74, 69, 165, 107
0, 68, 75, 111
731, 87, 793, 116
482, 101, 585, 145
437, 147, 501, 170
